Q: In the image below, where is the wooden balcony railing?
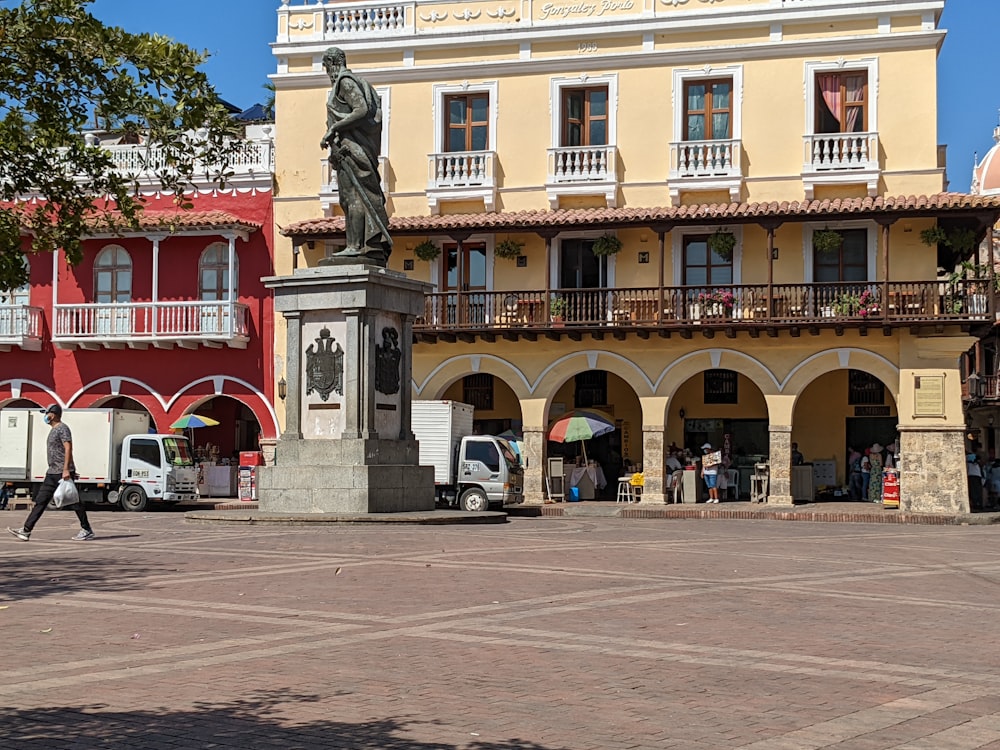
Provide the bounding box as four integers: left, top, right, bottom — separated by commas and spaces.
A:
0, 305, 44, 351
53, 301, 250, 350
414, 281, 990, 332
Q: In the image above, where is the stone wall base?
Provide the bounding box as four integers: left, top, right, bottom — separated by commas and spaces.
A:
899, 427, 970, 514
257, 438, 435, 513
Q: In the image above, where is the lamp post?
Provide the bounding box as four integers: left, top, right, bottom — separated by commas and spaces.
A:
277, 377, 287, 402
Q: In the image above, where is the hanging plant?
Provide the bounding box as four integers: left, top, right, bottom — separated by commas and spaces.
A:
592, 234, 623, 257
494, 238, 524, 261
413, 240, 440, 262
812, 228, 843, 255
946, 227, 979, 255
919, 225, 948, 247
707, 229, 736, 261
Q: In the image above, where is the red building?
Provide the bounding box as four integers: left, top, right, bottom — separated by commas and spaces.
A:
0, 124, 278, 465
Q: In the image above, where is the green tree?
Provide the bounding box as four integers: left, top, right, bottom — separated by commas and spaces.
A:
0, 0, 240, 290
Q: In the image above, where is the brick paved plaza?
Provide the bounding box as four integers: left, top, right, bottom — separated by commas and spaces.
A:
3, 511, 1000, 749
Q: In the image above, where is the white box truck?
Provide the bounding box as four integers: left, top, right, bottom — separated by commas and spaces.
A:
411, 400, 524, 511
0, 408, 198, 511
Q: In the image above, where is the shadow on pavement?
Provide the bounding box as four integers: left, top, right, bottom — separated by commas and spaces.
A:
0, 692, 570, 750
0, 555, 153, 600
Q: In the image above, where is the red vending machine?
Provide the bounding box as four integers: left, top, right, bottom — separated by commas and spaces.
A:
238, 451, 263, 502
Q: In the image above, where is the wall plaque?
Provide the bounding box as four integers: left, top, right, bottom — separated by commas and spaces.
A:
913, 374, 945, 418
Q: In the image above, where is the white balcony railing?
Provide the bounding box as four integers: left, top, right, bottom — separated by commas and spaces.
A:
802, 131, 880, 198
803, 132, 879, 172
428, 151, 495, 188
325, 3, 411, 35
0, 305, 43, 351
93, 137, 275, 180
670, 139, 742, 179
53, 301, 249, 350
547, 145, 617, 183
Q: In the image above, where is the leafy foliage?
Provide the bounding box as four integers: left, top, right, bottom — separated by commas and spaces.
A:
0, 0, 240, 290
413, 240, 440, 261
707, 229, 735, 261
592, 234, 623, 257
494, 237, 524, 260
812, 228, 843, 255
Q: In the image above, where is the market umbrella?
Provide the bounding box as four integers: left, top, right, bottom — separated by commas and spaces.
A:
497, 429, 523, 459
547, 409, 616, 463
170, 414, 220, 429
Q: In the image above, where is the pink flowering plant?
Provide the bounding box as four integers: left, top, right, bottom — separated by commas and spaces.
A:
833, 288, 879, 317
696, 289, 736, 310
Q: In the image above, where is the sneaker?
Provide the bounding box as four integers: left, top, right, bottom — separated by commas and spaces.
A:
7, 527, 29, 541
72, 529, 95, 541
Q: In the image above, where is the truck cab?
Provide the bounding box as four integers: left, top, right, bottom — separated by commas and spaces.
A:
113, 434, 199, 511
452, 435, 524, 511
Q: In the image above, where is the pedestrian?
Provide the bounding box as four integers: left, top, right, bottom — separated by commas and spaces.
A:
988, 459, 1000, 511
868, 442, 884, 503
967, 452, 985, 511
7, 405, 95, 542
860, 448, 872, 501
847, 446, 863, 501
791, 442, 804, 466
701, 442, 721, 503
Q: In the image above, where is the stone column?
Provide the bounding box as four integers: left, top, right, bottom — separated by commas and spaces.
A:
639, 426, 666, 504
767, 425, 793, 505
899, 426, 970, 513
522, 428, 546, 505
282, 311, 304, 441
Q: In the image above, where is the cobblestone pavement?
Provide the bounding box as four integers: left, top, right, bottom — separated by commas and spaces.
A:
3, 511, 1000, 749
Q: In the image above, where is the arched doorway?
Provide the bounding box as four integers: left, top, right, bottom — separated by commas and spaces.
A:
90, 396, 158, 433
546, 370, 641, 500
440, 373, 523, 436
670, 368, 768, 500
180, 396, 264, 464
793, 368, 898, 500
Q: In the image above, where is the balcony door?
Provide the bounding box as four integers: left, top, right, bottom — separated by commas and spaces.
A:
0, 256, 29, 336
561, 87, 608, 147
560, 238, 607, 323
199, 242, 238, 334
443, 242, 487, 325
94, 245, 133, 336
815, 72, 867, 134
684, 79, 732, 141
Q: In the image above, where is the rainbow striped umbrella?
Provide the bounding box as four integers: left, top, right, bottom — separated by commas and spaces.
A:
548, 410, 616, 462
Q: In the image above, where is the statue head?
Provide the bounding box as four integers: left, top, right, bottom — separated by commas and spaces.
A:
322, 47, 347, 77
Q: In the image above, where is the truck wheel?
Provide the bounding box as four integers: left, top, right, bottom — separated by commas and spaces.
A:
120, 486, 148, 512
459, 488, 489, 512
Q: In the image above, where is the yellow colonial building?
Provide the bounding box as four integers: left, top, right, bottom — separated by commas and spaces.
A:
270, 0, 1000, 513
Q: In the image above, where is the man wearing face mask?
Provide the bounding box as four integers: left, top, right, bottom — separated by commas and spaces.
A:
7, 405, 95, 542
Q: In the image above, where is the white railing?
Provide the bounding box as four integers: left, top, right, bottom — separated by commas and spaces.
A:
803, 132, 879, 172
669, 139, 742, 179
547, 145, 618, 183
97, 138, 274, 178
53, 301, 249, 345
0, 305, 43, 348
427, 151, 496, 189
325, 3, 410, 35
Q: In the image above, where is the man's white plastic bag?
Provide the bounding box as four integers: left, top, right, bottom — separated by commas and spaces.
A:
53, 479, 80, 508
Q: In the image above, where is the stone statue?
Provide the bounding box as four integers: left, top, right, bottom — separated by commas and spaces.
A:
319, 47, 392, 266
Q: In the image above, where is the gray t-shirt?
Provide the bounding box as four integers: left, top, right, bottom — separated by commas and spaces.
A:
47, 422, 75, 475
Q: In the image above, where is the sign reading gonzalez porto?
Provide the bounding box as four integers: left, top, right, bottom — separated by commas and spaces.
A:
539, 0, 635, 19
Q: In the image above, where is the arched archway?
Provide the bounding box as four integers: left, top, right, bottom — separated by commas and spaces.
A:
177, 395, 264, 463
438, 372, 524, 438
89, 395, 159, 433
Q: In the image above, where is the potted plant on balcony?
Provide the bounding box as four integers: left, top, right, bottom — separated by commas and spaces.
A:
812, 228, 842, 255
549, 295, 567, 325
592, 234, 623, 257
707, 228, 736, 262
833, 288, 879, 318
494, 237, 524, 261
694, 289, 735, 318
413, 239, 440, 262
919, 225, 948, 247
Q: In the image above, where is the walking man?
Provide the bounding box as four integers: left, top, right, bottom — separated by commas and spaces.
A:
7, 404, 95, 542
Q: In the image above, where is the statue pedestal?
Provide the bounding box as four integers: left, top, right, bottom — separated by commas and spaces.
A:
257, 263, 434, 513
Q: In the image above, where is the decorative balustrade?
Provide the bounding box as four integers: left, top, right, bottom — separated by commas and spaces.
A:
415, 281, 989, 332
803, 131, 879, 172
669, 139, 742, 178
427, 151, 495, 189
97, 138, 274, 178
325, 3, 410, 35
53, 301, 249, 349
0, 305, 43, 351
547, 145, 617, 183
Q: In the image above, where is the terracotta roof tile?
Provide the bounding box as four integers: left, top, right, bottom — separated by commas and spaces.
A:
86, 209, 262, 235
283, 193, 1000, 238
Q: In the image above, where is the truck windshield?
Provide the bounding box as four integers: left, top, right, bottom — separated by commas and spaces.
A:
163, 438, 194, 467
497, 439, 520, 467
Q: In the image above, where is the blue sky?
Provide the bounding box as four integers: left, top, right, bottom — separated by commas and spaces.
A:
90, 0, 993, 191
